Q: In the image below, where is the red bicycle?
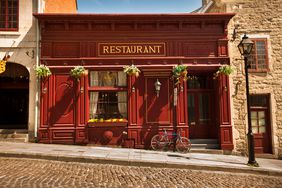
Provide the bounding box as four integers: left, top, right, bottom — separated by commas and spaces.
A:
151, 129, 191, 153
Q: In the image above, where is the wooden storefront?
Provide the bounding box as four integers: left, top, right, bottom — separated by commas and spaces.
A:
35, 13, 235, 150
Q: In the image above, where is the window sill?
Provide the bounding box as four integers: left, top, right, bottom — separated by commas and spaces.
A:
88, 122, 128, 127
0, 31, 21, 36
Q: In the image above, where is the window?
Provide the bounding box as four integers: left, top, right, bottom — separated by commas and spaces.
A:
0, 0, 18, 31
248, 39, 269, 72
89, 71, 127, 120
250, 94, 269, 134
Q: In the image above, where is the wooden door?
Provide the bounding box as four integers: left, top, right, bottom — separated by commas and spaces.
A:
251, 109, 272, 153
187, 75, 216, 139
49, 75, 76, 143
250, 94, 272, 153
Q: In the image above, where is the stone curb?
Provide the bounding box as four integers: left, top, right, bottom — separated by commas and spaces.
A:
0, 151, 281, 177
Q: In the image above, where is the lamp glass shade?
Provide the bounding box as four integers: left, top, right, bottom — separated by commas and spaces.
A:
154, 79, 161, 92
238, 34, 254, 56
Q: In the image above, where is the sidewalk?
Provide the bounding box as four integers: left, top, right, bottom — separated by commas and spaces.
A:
0, 142, 281, 176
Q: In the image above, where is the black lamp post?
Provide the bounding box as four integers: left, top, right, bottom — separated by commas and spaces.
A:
238, 34, 259, 166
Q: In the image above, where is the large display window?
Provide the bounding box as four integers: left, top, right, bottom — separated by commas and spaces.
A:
88, 71, 128, 122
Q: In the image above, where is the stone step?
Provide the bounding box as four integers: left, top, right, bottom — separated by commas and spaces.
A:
190, 139, 219, 149
0, 129, 28, 134
190, 148, 224, 154
0, 129, 28, 142
191, 143, 220, 149
190, 139, 219, 144
0, 133, 28, 139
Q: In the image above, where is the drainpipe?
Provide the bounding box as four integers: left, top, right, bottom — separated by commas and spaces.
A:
34, 0, 41, 139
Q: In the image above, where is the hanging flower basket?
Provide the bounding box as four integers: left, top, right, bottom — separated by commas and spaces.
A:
34, 65, 52, 80
70, 66, 86, 81
213, 65, 234, 79
123, 64, 141, 77
172, 64, 188, 85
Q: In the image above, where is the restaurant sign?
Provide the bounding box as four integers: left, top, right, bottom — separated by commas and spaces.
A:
98, 43, 166, 56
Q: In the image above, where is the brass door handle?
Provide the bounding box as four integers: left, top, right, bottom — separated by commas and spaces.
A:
190, 122, 196, 125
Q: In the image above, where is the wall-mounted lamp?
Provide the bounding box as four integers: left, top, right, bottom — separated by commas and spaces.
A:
154, 79, 161, 97
80, 86, 84, 94
25, 50, 34, 59
42, 87, 47, 94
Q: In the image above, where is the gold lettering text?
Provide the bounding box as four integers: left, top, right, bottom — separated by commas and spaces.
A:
103, 46, 109, 54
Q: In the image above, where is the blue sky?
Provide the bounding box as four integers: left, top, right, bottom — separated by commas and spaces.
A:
77, 0, 202, 13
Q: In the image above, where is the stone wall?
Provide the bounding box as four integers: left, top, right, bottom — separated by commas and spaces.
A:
206, 0, 282, 157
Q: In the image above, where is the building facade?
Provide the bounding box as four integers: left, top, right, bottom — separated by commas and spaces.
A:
200, 0, 282, 157
0, 0, 37, 140
0, 0, 77, 141
34, 13, 235, 151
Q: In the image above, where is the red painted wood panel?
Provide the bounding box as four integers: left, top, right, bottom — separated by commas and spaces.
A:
50, 75, 75, 127
53, 42, 80, 58
145, 77, 170, 124
88, 126, 126, 145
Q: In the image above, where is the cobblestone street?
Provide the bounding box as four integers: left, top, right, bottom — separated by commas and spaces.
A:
0, 157, 281, 188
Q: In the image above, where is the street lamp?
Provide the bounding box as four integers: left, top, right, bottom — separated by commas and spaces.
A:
238, 34, 259, 166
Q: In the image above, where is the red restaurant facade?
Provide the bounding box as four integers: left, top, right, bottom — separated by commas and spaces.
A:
35, 13, 235, 151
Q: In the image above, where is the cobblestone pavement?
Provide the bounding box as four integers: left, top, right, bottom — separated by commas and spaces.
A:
0, 157, 281, 188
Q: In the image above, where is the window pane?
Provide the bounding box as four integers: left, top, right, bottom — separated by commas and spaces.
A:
0, 0, 18, 30
199, 93, 210, 123
258, 111, 265, 118
89, 91, 127, 119
251, 111, 257, 119
187, 75, 212, 89
252, 127, 258, 133
259, 126, 266, 133
250, 95, 268, 107
90, 71, 126, 87
188, 94, 195, 123
259, 119, 265, 126
251, 119, 257, 126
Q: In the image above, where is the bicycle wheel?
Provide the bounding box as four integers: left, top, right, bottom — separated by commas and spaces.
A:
151, 134, 165, 151
176, 137, 191, 153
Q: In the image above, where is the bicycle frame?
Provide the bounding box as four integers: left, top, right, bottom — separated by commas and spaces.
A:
159, 129, 181, 145
151, 128, 191, 153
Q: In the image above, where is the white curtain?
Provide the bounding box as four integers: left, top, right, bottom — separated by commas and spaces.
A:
90, 92, 99, 118
118, 71, 127, 86
90, 71, 98, 86
117, 72, 127, 118
90, 72, 99, 118
117, 92, 127, 118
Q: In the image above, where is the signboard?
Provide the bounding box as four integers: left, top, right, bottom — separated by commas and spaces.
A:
0, 60, 6, 74
98, 43, 166, 57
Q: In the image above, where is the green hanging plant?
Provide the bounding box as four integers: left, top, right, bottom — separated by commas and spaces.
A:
213, 65, 234, 79
34, 65, 52, 79
172, 64, 188, 85
123, 64, 141, 77
70, 66, 86, 81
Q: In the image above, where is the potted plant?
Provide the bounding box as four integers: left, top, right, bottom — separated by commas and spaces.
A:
34, 64, 52, 80
123, 64, 141, 77
172, 64, 188, 85
213, 65, 234, 79
70, 66, 86, 81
